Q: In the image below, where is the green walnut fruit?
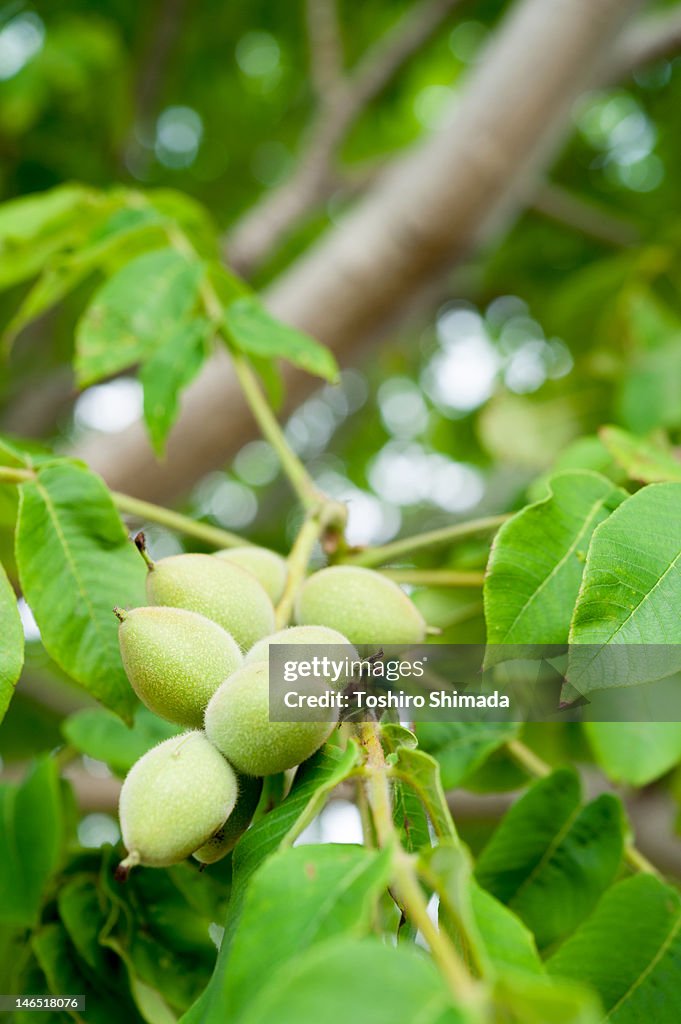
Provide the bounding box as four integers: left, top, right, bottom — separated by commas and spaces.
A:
193, 773, 263, 865
246, 624, 356, 663
294, 566, 426, 645
116, 606, 242, 727
246, 625, 358, 689
205, 662, 337, 776
117, 731, 237, 877
216, 546, 287, 603
143, 552, 275, 651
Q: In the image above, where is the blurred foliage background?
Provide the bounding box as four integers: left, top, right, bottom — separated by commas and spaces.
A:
2, 0, 681, 878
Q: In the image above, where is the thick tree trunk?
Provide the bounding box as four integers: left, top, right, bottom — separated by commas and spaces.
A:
76, 0, 641, 502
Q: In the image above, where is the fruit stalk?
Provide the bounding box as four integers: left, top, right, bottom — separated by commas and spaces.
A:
275, 501, 346, 628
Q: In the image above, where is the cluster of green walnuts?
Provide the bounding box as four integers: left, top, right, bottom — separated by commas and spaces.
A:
114, 540, 427, 878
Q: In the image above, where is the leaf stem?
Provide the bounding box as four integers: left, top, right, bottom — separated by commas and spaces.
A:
111, 492, 246, 549
275, 500, 346, 627
357, 720, 481, 1007
231, 353, 322, 510
0, 466, 33, 484
379, 569, 485, 587
275, 511, 324, 628
166, 221, 323, 511
506, 737, 662, 878
0, 465, 246, 549
341, 514, 509, 568
505, 737, 551, 777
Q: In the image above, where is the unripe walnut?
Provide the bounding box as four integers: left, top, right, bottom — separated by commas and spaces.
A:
294, 566, 426, 645
117, 731, 237, 876
205, 662, 337, 776
245, 625, 357, 667
193, 773, 263, 865
216, 546, 287, 603
116, 606, 242, 727
143, 552, 275, 651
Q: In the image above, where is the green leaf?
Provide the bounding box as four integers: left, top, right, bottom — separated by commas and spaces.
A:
382, 724, 431, 852
615, 291, 681, 433
415, 722, 519, 789
2, 207, 169, 350
147, 189, 221, 259
484, 471, 625, 656
584, 721, 681, 785
568, 484, 681, 694
58, 875, 114, 977
223, 845, 391, 1021
423, 840, 542, 980
0, 759, 63, 927
422, 841, 490, 977
0, 184, 101, 288
548, 875, 681, 1023
492, 971, 602, 1024
0, 559, 23, 722
474, 769, 624, 949
191, 743, 361, 1024
0, 433, 53, 469
234, 937, 464, 1024
600, 426, 681, 483
470, 885, 543, 977
75, 247, 204, 385
33, 923, 142, 1024
98, 850, 217, 1015
16, 461, 147, 721
62, 706, 180, 776
140, 317, 212, 456
230, 742, 361, 903
390, 746, 458, 841
223, 296, 339, 383
393, 774, 431, 852
570, 487, 681, 627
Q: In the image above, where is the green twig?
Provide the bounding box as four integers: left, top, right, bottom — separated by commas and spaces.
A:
231, 353, 322, 510
379, 569, 485, 587
112, 491, 244, 548
506, 737, 662, 878
275, 510, 325, 628
0, 466, 33, 484
505, 737, 551, 778
342, 514, 509, 568
357, 721, 481, 1007
166, 222, 323, 511
275, 500, 347, 627
0, 465, 246, 549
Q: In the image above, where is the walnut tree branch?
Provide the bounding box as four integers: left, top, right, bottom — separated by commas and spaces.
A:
306, 0, 345, 104
602, 5, 681, 84
227, 0, 466, 276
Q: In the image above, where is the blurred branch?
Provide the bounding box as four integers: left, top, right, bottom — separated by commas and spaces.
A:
603, 6, 681, 83
0, 762, 122, 813
531, 181, 641, 247
227, 0, 466, 276
306, 0, 345, 103
121, 0, 190, 169
76, 0, 643, 502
